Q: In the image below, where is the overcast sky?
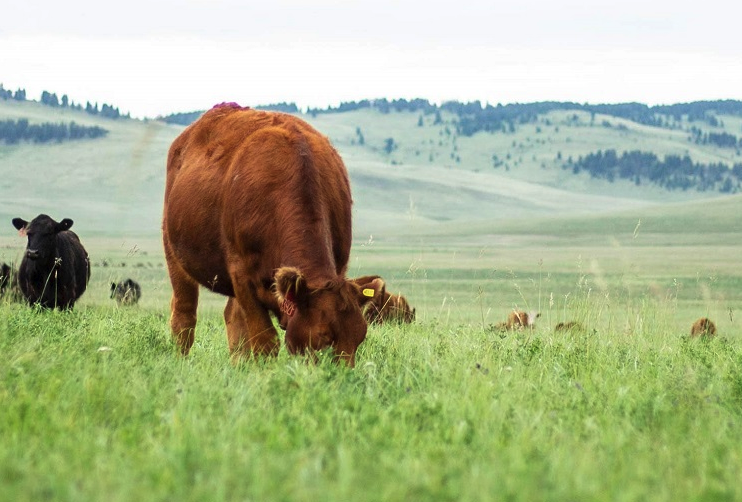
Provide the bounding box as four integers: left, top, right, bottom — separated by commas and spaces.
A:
3, 0, 741, 118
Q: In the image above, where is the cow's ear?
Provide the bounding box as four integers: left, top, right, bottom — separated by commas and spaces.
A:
350, 275, 382, 289
56, 218, 73, 232
274, 267, 309, 315
355, 277, 385, 307
12, 218, 27, 233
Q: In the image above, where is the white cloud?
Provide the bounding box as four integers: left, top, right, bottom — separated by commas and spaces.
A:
2, 1, 741, 117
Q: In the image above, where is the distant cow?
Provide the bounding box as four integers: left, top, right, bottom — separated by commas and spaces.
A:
0, 262, 13, 296
350, 275, 416, 324
690, 317, 716, 338
493, 309, 540, 332
12, 215, 90, 309
110, 278, 142, 306
163, 103, 378, 365
0, 262, 23, 302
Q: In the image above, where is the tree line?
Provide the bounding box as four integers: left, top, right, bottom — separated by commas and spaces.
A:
566, 149, 742, 193
162, 97, 742, 138
160, 102, 299, 126
689, 127, 741, 149
0, 118, 108, 144
1, 84, 127, 120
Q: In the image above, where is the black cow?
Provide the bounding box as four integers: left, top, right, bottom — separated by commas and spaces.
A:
0, 262, 11, 295
0, 262, 22, 301
110, 278, 141, 306
12, 214, 90, 309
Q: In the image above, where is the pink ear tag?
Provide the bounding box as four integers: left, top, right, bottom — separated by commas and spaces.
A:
282, 299, 296, 317
282, 290, 297, 317
18, 228, 27, 237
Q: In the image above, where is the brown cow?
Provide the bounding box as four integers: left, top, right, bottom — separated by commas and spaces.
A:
350, 275, 416, 324
162, 103, 379, 365
690, 317, 716, 338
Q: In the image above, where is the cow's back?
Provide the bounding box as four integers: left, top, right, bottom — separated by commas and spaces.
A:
163, 104, 353, 297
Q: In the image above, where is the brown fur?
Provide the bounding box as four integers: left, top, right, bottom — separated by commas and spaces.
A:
493, 310, 540, 332
163, 103, 373, 365
350, 275, 415, 325
690, 317, 716, 338
506, 310, 540, 329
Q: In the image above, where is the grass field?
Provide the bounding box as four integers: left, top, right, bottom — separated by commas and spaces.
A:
2, 98, 742, 500
2, 223, 742, 501
1, 253, 741, 501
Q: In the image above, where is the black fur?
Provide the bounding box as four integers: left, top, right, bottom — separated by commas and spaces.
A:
12, 214, 90, 309
110, 278, 142, 305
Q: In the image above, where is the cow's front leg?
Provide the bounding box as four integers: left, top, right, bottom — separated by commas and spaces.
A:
226, 273, 279, 359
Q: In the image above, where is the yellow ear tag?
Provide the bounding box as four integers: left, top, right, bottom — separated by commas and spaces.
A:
362, 288, 375, 297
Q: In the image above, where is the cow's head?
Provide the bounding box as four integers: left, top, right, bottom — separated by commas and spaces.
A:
349, 275, 387, 323
274, 267, 379, 366
350, 275, 415, 324
12, 215, 73, 261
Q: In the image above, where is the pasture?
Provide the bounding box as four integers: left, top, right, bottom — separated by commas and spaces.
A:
2, 99, 742, 500
2, 216, 742, 501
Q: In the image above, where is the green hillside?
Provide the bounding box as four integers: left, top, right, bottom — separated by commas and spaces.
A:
2, 97, 742, 243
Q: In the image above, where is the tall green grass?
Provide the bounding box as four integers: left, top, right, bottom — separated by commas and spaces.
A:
1, 273, 741, 501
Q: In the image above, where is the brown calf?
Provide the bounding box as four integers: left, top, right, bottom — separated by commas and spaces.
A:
493, 309, 540, 332
690, 317, 716, 338
350, 275, 416, 324
163, 103, 378, 365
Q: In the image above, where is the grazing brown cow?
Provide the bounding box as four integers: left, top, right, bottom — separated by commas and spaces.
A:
162, 103, 378, 365
690, 317, 716, 338
350, 275, 415, 324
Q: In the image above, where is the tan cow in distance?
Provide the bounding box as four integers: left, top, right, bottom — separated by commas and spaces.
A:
350, 275, 416, 325
492, 309, 541, 332
163, 103, 380, 365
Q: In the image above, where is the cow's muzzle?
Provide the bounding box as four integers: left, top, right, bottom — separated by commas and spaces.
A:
26, 249, 40, 260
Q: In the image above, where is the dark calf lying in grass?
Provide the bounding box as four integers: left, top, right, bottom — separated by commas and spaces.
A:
110, 278, 142, 306
690, 317, 716, 338
12, 214, 90, 310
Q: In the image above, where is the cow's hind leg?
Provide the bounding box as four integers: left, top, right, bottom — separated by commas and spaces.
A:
164, 247, 199, 355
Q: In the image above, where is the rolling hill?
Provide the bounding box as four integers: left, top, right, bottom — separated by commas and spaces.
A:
1, 96, 742, 244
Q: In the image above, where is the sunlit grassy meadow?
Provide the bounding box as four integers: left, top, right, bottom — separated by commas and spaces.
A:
2, 222, 742, 501
2, 98, 742, 500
